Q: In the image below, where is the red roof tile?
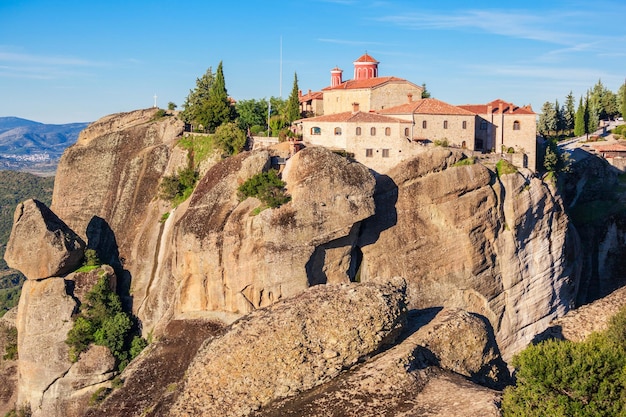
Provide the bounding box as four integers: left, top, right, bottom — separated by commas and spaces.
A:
299, 91, 324, 103
458, 99, 535, 115
354, 53, 378, 63
593, 143, 626, 152
380, 98, 475, 116
297, 111, 411, 124
323, 76, 411, 91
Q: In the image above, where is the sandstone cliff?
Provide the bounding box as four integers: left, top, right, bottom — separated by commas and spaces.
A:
4, 109, 585, 416
357, 151, 580, 359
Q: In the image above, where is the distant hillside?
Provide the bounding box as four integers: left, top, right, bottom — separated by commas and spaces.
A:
0, 117, 90, 174
0, 170, 55, 316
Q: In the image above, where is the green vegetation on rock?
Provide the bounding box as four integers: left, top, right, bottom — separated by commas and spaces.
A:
66, 271, 147, 370
495, 159, 518, 177
502, 306, 626, 416
237, 170, 290, 210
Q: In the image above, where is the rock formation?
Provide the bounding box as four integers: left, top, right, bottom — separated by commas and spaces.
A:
357, 150, 580, 359
3, 109, 587, 416
170, 277, 407, 417
252, 308, 505, 417
4, 199, 85, 280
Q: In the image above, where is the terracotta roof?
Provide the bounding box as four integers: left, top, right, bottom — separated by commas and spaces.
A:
323, 76, 411, 91
354, 53, 378, 63
458, 99, 535, 115
380, 98, 475, 116
299, 91, 324, 103
593, 143, 626, 152
297, 111, 411, 124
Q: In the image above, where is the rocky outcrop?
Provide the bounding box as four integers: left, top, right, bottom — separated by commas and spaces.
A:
4, 199, 85, 280
544, 285, 626, 343
252, 308, 504, 417
169, 277, 407, 417
16, 277, 76, 412
3, 193, 123, 416
357, 149, 580, 359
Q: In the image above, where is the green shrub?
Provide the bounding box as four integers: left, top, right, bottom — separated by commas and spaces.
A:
452, 157, 475, 167
502, 306, 626, 416
496, 159, 517, 177
213, 122, 246, 156
159, 166, 199, 207
433, 138, 449, 147
65, 273, 147, 369
238, 170, 290, 209
89, 387, 112, 406
83, 249, 100, 267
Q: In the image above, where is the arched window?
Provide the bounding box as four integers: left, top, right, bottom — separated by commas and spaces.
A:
385, 127, 391, 136
443, 120, 448, 129
356, 127, 362, 136
404, 127, 410, 136
311, 127, 321, 135
513, 120, 521, 130
462, 121, 467, 129
334, 127, 342, 135
422, 120, 427, 129
370, 127, 376, 136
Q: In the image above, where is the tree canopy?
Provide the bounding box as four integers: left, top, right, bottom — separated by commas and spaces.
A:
180, 62, 236, 132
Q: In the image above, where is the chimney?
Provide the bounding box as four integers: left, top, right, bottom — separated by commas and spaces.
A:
308, 89, 311, 95
352, 102, 360, 113
498, 102, 503, 113
487, 105, 493, 114
298, 89, 302, 98
407, 93, 413, 103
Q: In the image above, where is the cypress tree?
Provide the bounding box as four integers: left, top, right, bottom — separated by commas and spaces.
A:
574, 96, 586, 137
285, 72, 301, 124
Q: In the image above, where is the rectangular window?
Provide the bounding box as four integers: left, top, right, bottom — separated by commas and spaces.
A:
366, 148, 373, 157
382, 149, 390, 158
462, 121, 467, 129
480, 121, 487, 130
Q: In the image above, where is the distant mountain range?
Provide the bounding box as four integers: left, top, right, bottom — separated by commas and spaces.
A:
0, 117, 90, 174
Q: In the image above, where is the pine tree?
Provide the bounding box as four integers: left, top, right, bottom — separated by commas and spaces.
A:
285, 72, 301, 123
619, 82, 626, 119
554, 99, 563, 136
538, 101, 557, 137
421, 83, 431, 99
202, 61, 235, 132
564, 91, 576, 134
181, 67, 214, 126
574, 96, 586, 137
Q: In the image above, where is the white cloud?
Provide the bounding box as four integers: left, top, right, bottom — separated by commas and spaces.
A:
375, 9, 595, 46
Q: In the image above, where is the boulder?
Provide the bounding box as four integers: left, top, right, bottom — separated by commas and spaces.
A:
4, 199, 85, 280
170, 277, 407, 417
251, 308, 504, 417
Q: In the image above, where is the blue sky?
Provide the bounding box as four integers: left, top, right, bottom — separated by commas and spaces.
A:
1, 0, 625, 124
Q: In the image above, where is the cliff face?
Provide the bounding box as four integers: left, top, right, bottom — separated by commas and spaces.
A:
4, 109, 584, 415
357, 151, 580, 359
48, 109, 580, 358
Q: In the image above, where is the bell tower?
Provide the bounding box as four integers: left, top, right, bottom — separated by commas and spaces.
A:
353, 53, 379, 81
330, 66, 343, 87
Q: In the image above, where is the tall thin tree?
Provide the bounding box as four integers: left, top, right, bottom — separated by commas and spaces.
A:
285, 72, 301, 123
